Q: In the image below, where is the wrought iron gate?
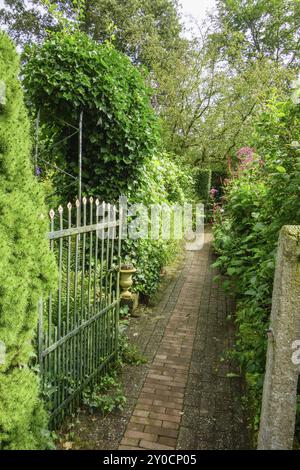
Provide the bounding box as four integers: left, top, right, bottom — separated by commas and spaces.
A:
38, 197, 122, 426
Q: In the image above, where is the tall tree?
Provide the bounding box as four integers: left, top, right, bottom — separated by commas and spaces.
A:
0, 0, 184, 69
209, 0, 300, 67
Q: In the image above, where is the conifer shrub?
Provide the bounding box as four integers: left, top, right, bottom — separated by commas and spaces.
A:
0, 32, 55, 450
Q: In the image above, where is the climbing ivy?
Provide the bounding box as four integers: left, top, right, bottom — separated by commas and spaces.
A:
23, 30, 159, 202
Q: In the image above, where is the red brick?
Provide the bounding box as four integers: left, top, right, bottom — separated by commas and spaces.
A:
144, 425, 178, 438
144, 381, 170, 391
131, 416, 162, 427
154, 389, 184, 399
125, 430, 157, 442
149, 412, 181, 423
162, 420, 179, 430
137, 397, 153, 405
133, 409, 149, 418
140, 392, 156, 401
119, 445, 141, 450
143, 387, 156, 394
136, 403, 166, 413
168, 384, 186, 392
165, 408, 183, 417
139, 440, 174, 450
148, 374, 171, 382
158, 436, 177, 447
153, 400, 182, 410
127, 422, 145, 432
120, 437, 139, 446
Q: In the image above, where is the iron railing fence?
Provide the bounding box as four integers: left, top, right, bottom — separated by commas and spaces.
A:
38, 197, 122, 427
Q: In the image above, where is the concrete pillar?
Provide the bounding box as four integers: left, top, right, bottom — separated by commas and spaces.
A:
258, 226, 300, 449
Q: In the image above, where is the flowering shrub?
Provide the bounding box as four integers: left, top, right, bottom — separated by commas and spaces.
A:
210, 187, 219, 198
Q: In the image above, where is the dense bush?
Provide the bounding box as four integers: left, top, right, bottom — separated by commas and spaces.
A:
125, 152, 193, 298
212, 96, 300, 437
122, 152, 193, 298
0, 32, 55, 449
194, 168, 212, 201
23, 30, 159, 202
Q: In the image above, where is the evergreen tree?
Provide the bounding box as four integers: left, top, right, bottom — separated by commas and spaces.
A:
0, 31, 55, 450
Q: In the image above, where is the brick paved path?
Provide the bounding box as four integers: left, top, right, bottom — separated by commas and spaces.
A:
119, 230, 249, 450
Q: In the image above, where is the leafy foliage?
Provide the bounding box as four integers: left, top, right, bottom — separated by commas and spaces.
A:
23, 30, 159, 201
0, 0, 184, 68
0, 31, 56, 449
212, 95, 300, 437
82, 369, 126, 415
211, 0, 300, 66
194, 168, 212, 202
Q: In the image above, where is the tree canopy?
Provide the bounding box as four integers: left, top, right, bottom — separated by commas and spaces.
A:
1, 0, 299, 169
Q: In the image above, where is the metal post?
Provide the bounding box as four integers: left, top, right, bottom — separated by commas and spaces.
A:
78, 111, 83, 201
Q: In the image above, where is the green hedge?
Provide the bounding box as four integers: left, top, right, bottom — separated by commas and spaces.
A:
0, 32, 55, 449
211, 170, 227, 198
194, 168, 212, 201
212, 97, 300, 440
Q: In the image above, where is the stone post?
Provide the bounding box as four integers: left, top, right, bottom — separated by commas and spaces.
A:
257, 226, 300, 449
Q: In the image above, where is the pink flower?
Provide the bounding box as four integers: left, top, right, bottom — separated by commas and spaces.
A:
237, 147, 254, 160
210, 188, 218, 198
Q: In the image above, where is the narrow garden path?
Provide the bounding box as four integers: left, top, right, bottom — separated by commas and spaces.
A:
59, 230, 250, 450
119, 230, 250, 450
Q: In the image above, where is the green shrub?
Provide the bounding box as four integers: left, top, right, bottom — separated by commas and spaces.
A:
0, 32, 55, 449
124, 238, 177, 299
23, 30, 159, 202
121, 152, 192, 299
194, 168, 212, 201
212, 96, 300, 439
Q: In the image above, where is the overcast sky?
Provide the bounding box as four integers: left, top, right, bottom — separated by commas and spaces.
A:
180, 0, 216, 22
